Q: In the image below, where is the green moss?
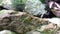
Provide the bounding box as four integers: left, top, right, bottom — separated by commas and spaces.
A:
40, 0, 45, 3
10, 11, 18, 14
11, 32, 17, 34
20, 14, 28, 21
12, 0, 26, 7
0, 10, 5, 14
41, 29, 52, 34
23, 17, 33, 25
0, 0, 2, 3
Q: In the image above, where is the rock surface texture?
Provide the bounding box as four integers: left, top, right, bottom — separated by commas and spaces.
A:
0, 10, 60, 34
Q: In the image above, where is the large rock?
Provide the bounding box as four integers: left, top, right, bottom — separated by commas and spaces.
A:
0, 0, 26, 10
25, 0, 47, 17
0, 0, 47, 17
0, 0, 14, 10
0, 30, 16, 34
0, 10, 44, 34
0, 10, 60, 34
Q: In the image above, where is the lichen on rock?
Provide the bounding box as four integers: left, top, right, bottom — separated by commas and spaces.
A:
25, 0, 47, 17
0, 10, 60, 34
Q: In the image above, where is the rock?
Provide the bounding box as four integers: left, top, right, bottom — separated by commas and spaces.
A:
0, 0, 26, 11
0, 10, 60, 34
0, 0, 47, 16
44, 18, 60, 27
0, 10, 48, 34
0, 0, 14, 10
40, 23, 57, 31
0, 10, 15, 18
26, 31, 41, 34
0, 30, 16, 34
25, 0, 47, 17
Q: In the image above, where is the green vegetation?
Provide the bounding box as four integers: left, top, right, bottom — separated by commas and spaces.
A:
12, 0, 27, 7
0, 0, 2, 3
40, 0, 45, 3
